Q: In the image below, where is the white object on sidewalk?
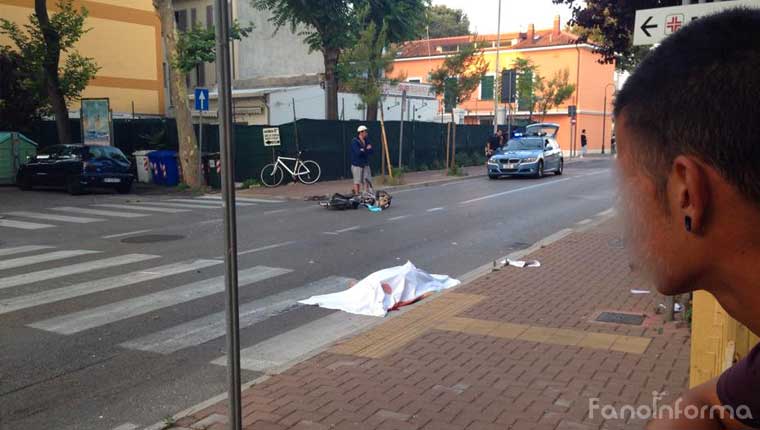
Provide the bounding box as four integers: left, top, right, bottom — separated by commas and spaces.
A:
503, 258, 541, 268
630, 289, 651, 294
298, 261, 460, 317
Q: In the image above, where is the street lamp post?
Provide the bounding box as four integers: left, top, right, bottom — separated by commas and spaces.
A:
492, 0, 502, 133
601, 83, 614, 155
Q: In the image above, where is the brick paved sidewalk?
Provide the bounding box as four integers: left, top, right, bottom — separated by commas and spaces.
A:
159, 215, 690, 430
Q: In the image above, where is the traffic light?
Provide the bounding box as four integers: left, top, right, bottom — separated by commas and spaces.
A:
500, 69, 516, 103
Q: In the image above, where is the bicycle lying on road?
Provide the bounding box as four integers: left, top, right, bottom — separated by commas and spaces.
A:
260, 151, 321, 187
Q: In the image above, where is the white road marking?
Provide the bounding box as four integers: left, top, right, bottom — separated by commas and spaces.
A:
0, 250, 100, 271
95, 204, 191, 214
0, 254, 159, 291
576, 219, 592, 225
102, 229, 154, 239
0, 260, 220, 316
388, 215, 410, 221
236, 241, 296, 257
170, 198, 253, 207
426, 207, 445, 212
5, 211, 105, 224
133, 201, 222, 210
212, 311, 377, 372
262, 209, 288, 215
30, 266, 292, 335
120, 276, 351, 354
111, 424, 139, 430
199, 195, 284, 204
52, 207, 148, 218
0, 219, 54, 230
0, 245, 54, 257
459, 177, 574, 205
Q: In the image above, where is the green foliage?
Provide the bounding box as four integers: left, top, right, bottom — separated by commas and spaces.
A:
417, 163, 429, 171
251, 0, 353, 53
425, 4, 470, 38
0, 47, 43, 132
552, 0, 670, 71
447, 164, 465, 176
429, 42, 488, 112
0, 0, 99, 107
512, 58, 542, 115
242, 178, 262, 188
362, 0, 428, 44
536, 68, 575, 121
174, 21, 253, 73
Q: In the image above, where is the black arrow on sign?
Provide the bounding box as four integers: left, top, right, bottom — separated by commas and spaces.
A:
641, 16, 658, 37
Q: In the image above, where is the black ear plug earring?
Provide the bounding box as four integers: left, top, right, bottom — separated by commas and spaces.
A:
685, 216, 692, 232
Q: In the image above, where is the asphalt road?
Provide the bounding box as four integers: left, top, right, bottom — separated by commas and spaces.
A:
0, 158, 616, 430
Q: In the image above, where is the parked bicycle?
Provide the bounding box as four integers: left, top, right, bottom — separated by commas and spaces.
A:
260, 151, 322, 187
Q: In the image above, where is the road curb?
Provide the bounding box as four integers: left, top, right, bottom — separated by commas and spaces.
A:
141, 206, 617, 430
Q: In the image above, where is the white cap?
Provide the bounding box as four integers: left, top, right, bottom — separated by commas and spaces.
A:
357, 125, 368, 133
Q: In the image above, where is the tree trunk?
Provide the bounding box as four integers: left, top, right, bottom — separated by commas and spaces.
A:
323, 47, 340, 120
35, 0, 72, 146
154, 0, 200, 188
366, 101, 378, 121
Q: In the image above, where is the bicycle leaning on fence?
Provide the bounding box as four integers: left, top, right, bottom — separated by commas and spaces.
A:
259, 151, 322, 187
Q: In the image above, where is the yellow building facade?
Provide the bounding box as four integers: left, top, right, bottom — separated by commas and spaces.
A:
0, 0, 164, 116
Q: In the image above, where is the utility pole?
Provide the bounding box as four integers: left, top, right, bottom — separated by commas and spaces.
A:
493, 0, 502, 133
398, 89, 407, 169
601, 83, 614, 155
214, 0, 242, 428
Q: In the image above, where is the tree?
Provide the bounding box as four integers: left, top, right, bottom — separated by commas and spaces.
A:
174, 21, 253, 73
429, 43, 488, 111
536, 68, 575, 122
0, 0, 99, 145
252, 0, 354, 120
0, 47, 45, 133
552, 0, 678, 70
512, 57, 542, 120
340, 0, 427, 120
425, 5, 470, 38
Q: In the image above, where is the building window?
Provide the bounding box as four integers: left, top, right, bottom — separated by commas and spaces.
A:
206, 5, 213, 29
480, 75, 494, 100
175, 9, 188, 32
196, 64, 206, 87
191, 8, 197, 27
407, 79, 421, 84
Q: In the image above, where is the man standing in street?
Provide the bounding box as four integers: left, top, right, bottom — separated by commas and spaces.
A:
613, 8, 760, 429
351, 125, 373, 195
580, 129, 588, 158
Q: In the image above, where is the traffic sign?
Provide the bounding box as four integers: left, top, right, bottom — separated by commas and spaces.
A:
262, 128, 281, 147
568, 105, 577, 118
634, 0, 760, 46
194, 87, 209, 111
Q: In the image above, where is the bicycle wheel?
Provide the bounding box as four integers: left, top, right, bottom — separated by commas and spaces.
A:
260, 163, 284, 187
296, 160, 321, 185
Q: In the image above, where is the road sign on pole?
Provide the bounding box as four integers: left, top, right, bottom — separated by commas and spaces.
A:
633, 0, 760, 46
194, 88, 209, 111
262, 128, 281, 147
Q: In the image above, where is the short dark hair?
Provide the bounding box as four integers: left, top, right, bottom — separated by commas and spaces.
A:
614, 8, 760, 203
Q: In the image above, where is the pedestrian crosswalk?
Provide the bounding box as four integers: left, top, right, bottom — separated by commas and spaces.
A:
0, 195, 284, 231
1, 244, 356, 374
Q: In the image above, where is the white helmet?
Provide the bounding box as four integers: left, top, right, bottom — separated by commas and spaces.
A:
357, 125, 368, 133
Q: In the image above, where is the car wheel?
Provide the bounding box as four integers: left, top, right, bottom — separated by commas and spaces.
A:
488, 174, 498, 179
536, 160, 544, 178
116, 181, 133, 194
66, 176, 84, 195
555, 158, 564, 175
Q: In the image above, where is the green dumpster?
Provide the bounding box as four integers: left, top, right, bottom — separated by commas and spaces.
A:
0, 132, 38, 185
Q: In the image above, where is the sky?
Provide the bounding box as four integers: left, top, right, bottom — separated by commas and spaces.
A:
432, 0, 579, 35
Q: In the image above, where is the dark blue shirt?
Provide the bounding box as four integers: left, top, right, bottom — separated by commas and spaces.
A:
351, 137, 373, 167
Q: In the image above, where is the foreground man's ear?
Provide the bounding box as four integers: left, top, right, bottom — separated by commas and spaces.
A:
670, 155, 711, 235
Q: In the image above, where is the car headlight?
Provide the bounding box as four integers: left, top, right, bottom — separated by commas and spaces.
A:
487, 158, 500, 165
521, 157, 538, 163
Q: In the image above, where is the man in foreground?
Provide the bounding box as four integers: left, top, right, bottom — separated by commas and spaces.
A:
613, 8, 760, 429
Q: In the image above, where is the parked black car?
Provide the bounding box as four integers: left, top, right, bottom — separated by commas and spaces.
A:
16, 144, 134, 195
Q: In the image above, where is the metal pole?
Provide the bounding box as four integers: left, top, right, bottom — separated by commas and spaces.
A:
601, 92, 607, 155
213, 0, 242, 428
292, 98, 299, 153
493, 0, 502, 133
398, 89, 406, 169
199, 110, 204, 185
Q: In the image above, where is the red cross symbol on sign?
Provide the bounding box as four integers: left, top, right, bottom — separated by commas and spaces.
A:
665, 14, 684, 35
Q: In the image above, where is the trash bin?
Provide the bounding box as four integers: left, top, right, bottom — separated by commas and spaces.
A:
0, 132, 38, 185
203, 152, 222, 189
148, 150, 180, 186
133, 150, 154, 184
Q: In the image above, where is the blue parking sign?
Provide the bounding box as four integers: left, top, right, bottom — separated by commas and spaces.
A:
194, 88, 209, 111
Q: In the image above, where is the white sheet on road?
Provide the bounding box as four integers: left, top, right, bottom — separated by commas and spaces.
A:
298, 261, 460, 317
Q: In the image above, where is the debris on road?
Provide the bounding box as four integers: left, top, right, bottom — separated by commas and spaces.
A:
503, 258, 541, 268
298, 261, 460, 316
630, 289, 651, 294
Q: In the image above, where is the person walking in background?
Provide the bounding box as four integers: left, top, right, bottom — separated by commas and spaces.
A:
580, 129, 588, 158
351, 125, 373, 195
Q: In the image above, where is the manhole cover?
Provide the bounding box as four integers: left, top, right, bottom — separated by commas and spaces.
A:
121, 234, 184, 244
595, 311, 645, 326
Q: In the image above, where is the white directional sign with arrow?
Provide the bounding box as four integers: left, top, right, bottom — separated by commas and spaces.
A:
194, 87, 209, 112
634, 0, 760, 46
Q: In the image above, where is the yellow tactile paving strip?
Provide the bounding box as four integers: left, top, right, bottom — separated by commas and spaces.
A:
331, 293, 652, 358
